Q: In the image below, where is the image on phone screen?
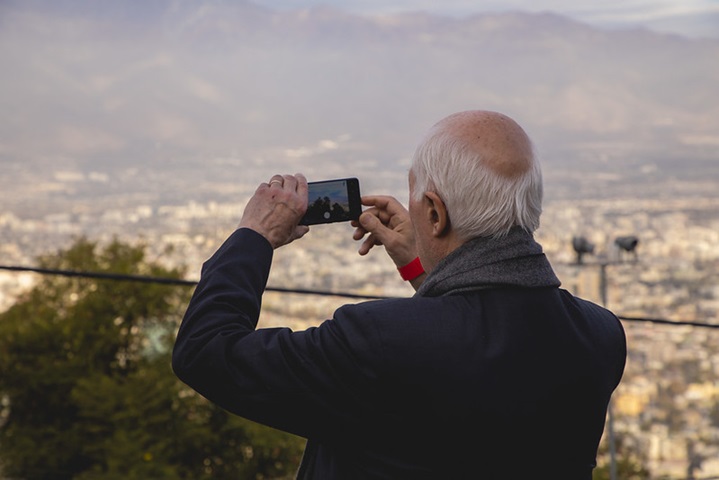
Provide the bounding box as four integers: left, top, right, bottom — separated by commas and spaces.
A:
301, 178, 361, 225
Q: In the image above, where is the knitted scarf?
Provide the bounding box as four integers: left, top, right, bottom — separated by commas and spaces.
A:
415, 227, 561, 298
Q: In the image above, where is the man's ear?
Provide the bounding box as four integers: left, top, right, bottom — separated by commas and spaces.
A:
424, 192, 451, 237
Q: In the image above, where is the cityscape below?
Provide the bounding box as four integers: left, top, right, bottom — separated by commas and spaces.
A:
1, 149, 718, 478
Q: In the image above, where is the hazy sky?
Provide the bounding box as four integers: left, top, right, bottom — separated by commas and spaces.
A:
256, 0, 719, 38
1, 0, 716, 191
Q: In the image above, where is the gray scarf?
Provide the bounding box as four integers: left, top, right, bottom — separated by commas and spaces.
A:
415, 227, 561, 298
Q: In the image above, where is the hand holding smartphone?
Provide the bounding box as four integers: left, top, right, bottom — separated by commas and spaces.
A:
300, 178, 362, 225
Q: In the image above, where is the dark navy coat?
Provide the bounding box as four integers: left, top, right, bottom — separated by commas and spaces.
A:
173, 228, 626, 479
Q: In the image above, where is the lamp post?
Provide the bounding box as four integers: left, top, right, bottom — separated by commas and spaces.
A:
571, 235, 639, 480
572, 236, 595, 265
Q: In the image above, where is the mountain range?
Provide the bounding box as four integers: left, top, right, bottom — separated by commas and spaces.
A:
1, 0, 717, 208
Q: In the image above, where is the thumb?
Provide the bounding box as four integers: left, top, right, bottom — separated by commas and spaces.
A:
293, 225, 310, 240
359, 211, 383, 231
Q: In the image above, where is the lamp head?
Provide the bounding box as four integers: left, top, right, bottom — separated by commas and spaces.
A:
572, 236, 595, 254
572, 236, 595, 264
615, 236, 639, 252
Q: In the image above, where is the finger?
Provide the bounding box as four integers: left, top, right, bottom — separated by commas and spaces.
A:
352, 225, 368, 241
359, 210, 388, 232
360, 195, 390, 208
294, 172, 307, 188
358, 213, 391, 243
362, 196, 407, 222
282, 174, 297, 191
352, 225, 371, 240
358, 233, 382, 256
360, 205, 390, 226
295, 173, 308, 199
269, 175, 284, 188
377, 208, 394, 226
361, 195, 399, 210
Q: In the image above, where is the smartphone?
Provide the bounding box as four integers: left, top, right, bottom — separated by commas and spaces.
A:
300, 177, 362, 225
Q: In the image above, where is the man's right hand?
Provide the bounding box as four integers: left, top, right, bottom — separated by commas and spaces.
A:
352, 195, 418, 269
238, 174, 310, 249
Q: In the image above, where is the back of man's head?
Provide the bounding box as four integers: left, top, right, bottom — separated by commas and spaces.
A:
410, 110, 542, 240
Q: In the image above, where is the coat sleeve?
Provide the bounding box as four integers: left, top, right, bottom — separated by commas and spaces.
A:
172, 228, 386, 439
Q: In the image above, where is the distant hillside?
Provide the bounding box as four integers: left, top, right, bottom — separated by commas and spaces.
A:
0, 0, 717, 203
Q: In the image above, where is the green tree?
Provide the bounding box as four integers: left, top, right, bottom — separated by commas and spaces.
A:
0, 238, 304, 479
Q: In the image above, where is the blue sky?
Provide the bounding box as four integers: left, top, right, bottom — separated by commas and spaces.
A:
253, 0, 719, 37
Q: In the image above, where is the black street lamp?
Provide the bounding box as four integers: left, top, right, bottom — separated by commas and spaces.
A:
615, 235, 639, 262
570, 234, 640, 480
572, 235, 595, 265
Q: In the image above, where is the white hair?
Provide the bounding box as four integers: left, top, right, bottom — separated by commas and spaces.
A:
410, 127, 543, 240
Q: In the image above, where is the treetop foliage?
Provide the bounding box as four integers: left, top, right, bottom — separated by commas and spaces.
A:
0, 237, 304, 479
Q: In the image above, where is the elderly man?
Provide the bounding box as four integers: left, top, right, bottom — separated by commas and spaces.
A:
173, 110, 627, 479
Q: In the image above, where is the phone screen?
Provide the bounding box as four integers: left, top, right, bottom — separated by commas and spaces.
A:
301, 178, 362, 225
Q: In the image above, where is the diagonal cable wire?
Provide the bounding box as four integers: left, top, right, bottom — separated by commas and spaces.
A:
0, 264, 397, 300
1, 264, 718, 327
